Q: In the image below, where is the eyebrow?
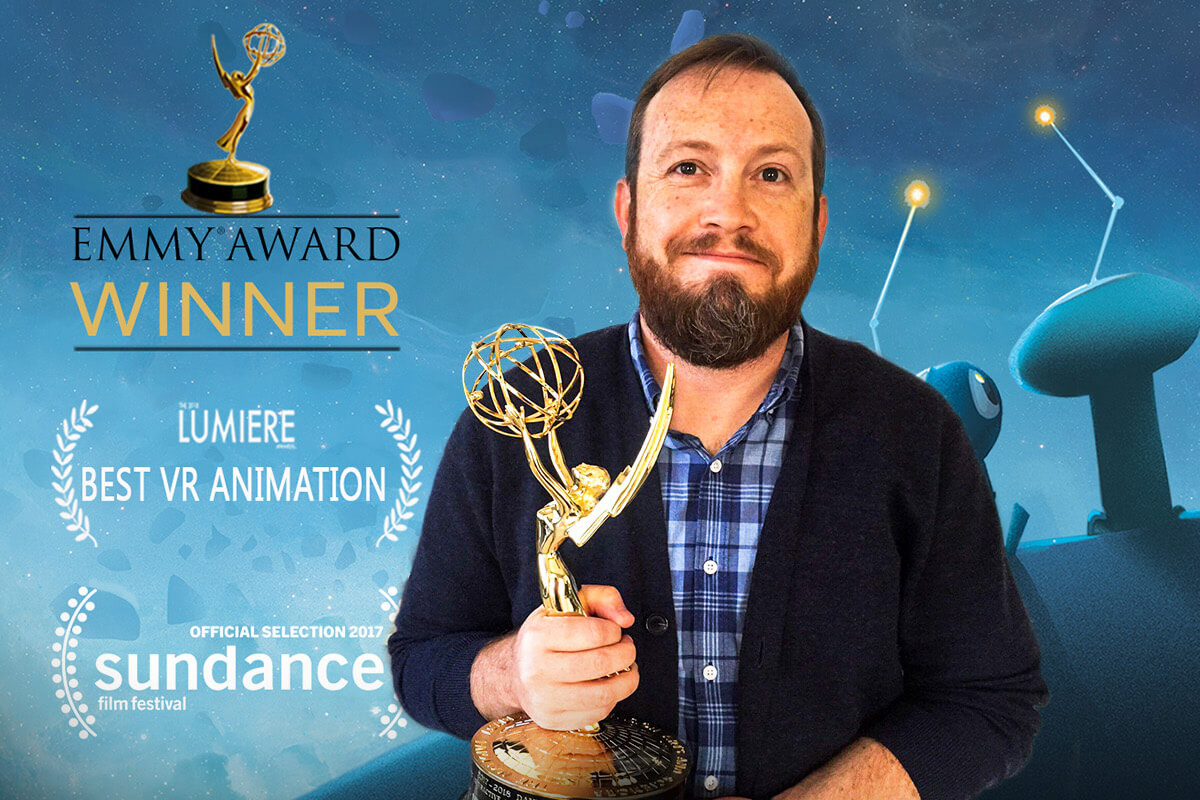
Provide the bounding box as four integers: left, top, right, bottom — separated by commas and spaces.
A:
657, 140, 808, 165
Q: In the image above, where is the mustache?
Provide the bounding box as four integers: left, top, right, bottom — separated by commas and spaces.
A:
665, 231, 781, 274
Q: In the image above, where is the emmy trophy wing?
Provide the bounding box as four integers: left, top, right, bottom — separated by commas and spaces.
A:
211, 36, 234, 91
564, 363, 675, 548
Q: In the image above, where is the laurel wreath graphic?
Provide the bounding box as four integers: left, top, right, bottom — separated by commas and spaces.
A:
374, 401, 422, 548
52, 586, 98, 739
377, 585, 401, 620
52, 401, 100, 548
375, 584, 408, 739
376, 702, 409, 740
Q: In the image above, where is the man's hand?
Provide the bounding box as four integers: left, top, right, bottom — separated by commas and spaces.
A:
770, 737, 919, 800
470, 585, 640, 730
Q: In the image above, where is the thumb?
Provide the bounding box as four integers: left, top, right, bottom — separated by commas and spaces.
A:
578, 584, 635, 628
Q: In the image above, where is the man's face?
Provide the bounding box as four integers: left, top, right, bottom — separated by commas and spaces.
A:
615, 65, 828, 368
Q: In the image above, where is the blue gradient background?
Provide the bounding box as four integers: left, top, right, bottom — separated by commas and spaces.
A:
1, 1, 1197, 797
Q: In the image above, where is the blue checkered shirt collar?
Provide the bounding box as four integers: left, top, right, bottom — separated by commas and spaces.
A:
626, 311, 805, 430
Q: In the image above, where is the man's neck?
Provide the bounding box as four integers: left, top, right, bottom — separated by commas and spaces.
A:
638, 313, 789, 456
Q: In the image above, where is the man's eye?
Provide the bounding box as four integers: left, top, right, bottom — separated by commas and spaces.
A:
672, 162, 699, 176
760, 167, 788, 183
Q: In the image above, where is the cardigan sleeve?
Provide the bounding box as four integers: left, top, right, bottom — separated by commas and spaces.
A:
862, 399, 1050, 800
386, 410, 513, 740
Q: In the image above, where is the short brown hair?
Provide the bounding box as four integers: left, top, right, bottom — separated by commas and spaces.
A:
625, 34, 826, 206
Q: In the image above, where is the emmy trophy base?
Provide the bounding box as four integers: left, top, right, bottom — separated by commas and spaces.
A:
181, 159, 273, 214
469, 714, 688, 800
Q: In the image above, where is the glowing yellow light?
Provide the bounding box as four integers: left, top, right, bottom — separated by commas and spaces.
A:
905, 180, 930, 209
1035, 105, 1055, 126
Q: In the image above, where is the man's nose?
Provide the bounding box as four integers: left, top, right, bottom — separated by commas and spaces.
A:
699, 172, 757, 233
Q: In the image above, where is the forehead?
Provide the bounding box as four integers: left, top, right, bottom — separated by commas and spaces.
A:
641, 65, 814, 160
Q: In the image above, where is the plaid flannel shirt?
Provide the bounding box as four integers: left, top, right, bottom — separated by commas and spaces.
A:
627, 313, 804, 797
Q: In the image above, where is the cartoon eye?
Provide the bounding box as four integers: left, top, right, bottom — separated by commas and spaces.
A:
969, 370, 1001, 420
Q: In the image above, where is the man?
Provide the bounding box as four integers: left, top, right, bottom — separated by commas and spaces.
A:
389, 34, 1048, 800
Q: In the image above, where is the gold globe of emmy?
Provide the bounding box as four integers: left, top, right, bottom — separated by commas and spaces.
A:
462, 324, 689, 800
464, 324, 585, 442
181, 23, 286, 214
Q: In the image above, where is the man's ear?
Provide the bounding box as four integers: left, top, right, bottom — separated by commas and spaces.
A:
817, 193, 828, 247
614, 177, 632, 251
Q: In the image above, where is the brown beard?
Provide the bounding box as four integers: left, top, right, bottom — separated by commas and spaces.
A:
626, 203, 819, 369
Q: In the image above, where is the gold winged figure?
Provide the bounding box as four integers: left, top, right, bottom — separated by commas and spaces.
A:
209, 23, 284, 161
509, 361, 674, 616
181, 24, 285, 214
462, 323, 675, 616
210, 35, 262, 161
461, 324, 688, 798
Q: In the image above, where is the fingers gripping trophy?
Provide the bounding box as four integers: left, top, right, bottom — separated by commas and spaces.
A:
181, 23, 286, 214
462, 324, 689, 799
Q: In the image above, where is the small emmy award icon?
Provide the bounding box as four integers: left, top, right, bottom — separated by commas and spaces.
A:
462, 324, 689, 800
181, 23, 286, 214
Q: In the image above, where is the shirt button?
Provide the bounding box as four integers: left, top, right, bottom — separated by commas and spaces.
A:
703, 775, 719, 791
709, 459, 723, 473
702, 663, 718, 681
702, 558, 718, 575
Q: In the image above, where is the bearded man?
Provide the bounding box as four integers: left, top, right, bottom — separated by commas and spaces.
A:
389, 34, 1047, 800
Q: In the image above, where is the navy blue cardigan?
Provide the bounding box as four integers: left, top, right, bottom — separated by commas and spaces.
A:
388, 320, 1048, 800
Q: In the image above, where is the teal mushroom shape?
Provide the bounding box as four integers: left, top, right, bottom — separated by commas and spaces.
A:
1011, 273, 1200, 533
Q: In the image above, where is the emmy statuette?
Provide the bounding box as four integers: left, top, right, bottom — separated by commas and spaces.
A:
462, 324, 689, 800
181, 23, 286, 214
